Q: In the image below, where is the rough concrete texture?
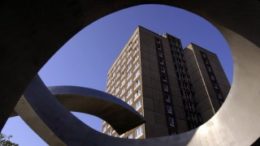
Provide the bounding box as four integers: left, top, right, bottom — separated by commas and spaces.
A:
0, 0, 260, 145
16, 76, 144, 145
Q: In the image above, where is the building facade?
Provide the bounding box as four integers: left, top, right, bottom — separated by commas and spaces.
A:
184, 44, 230, 122
102, 26, 230, 139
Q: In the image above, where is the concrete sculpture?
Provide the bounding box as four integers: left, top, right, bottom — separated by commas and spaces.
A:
1, 0, 260, 145
13, 75, 144, 145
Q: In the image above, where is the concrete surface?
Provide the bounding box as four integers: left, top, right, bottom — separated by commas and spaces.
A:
0, 0, 260, 145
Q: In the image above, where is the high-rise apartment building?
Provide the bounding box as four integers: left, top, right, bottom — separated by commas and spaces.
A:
102, 26, 230, 139
184, 44, 230, 122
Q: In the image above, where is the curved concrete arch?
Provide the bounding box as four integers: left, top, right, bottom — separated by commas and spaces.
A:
1, 1, 260, 146
49, 85, 144, 134
15, 85, 145, 134
20, 73, 259, 146
20, 75, 195, 146
15, 96, 66, 146
14, 77, 144, 145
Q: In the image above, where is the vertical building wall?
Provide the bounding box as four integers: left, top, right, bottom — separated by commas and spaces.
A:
102, 26, 230, 139
103, 27, 145, 139
138, 27, 170, 137
138, 27, 199, 136
184, 44, 230, 122
165, 34, 202, 131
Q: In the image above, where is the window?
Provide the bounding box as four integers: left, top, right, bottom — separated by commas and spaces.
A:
121, 79, 126, 87
214, 84, 219, 90
201, 52, 207, 58
126, 89, 133, 98
128, 44, 132, 50
122, 58, 126, 64
169, 117, 175, 127
133, 33, 138, 41
133, 62, 139, 71
119, 134, 125, 138
158, 52, 163, 58
207, 66, 212, 72
160, 66, 166, 73
163, 84, 169, 92
128, 134, 133, 139
134, 89, 141, 100
127, 57, 132, 64
162, 75, 167, 83
127, 71, 132, 80
134, 80, 141, 88
134, 70, 140, 80
133, 56, 139, 63
210, 75, 216, 81
127, 64, 132, 72
156, 38, 161, 44
217, 93, 223, 100
133, 49, 138, 56
165, 94, 171, 103
120, 88, 125, 96
135, 127, 143, 138
135, 100, 142, 110
111, 130, 116, 135
127, 98, 133, 105
115, 88, 120, 94
108, 129, 112, 135
159, 59, 165, 65
166, 105, 173, 114
127, 80, 132, 89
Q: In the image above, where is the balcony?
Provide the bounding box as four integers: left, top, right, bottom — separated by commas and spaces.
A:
126, 80, 133, 89
133, 63, 139, 72
134, 70, 140, 80
133, 49, 139, 56
127, 56, 132, 64
133, 56, 139, 63
126, 90, 133, 99
127, 98, 133, 105
135, 100, 142, 111
120, 89, 125, 97
134, 81, 141, 90
126, 64, 132, 72
127, 73, 132, 80
135, 127, 143, 139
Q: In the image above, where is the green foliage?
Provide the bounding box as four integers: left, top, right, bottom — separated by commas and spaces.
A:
0, 133, 18, 146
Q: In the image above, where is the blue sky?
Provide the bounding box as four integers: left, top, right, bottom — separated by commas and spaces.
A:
1, 4, 233, 146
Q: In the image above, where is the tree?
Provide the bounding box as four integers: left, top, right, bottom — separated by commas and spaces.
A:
0, 133, 18, 146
